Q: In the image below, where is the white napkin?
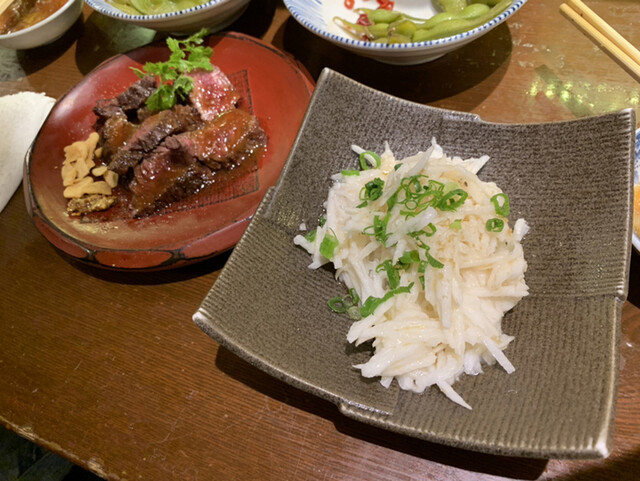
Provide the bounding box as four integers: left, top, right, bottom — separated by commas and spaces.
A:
0, 91, 55, 214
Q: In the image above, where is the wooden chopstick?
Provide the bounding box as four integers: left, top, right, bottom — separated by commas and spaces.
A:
0, 0, 15, 17
560, 0, 640, 82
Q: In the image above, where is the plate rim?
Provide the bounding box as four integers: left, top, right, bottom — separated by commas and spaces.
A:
24, 31, 314, 270
194, 68, 633, 458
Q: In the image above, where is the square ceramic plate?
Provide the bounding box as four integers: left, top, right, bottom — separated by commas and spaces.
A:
194, 69, 635, 459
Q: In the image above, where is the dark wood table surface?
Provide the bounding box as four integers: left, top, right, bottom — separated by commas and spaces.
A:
1, 1, 640, 480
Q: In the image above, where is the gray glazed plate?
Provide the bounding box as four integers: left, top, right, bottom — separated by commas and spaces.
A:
194, 69, 635, 459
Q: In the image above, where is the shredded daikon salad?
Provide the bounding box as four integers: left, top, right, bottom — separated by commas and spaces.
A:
293, 140, 529, 409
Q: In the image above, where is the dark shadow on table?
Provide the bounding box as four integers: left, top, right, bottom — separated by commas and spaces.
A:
214, 346, 548, 481
74, 13, 161, 75
552, 448, 640, 481
0, 16, 84, 82
229, 0, 278, 40
75, 0, 278, 75
276, 16, 513, 108
61, 248, 231, 285
626, 248, 640, 308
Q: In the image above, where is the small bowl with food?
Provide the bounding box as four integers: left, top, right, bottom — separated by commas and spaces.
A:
84, 0, 250, 34
283, 0, 527, 65
0, 0, 83, 50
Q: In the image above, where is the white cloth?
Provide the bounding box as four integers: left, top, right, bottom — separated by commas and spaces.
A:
0, 92, 55, 214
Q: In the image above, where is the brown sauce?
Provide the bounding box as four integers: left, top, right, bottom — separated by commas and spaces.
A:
0, 0, 68, 35
77, 143, 265, 223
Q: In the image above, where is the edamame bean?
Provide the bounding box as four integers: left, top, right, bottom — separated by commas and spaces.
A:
334, 0, 512, 44
367, 22, 390, 39
365, 8, 402, 24
437, 0, 468, 14
394, 20, 417, 38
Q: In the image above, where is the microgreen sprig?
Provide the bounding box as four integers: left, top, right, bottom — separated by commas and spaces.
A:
131, 28, 214, 111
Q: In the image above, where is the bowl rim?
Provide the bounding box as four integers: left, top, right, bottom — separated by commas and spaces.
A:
283, 0, 527, 51
0, 0, 80, 39
85, 0, 244, 21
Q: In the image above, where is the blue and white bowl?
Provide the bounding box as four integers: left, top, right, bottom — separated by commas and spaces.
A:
283, 0, 527, 65
85, 0, 250, 34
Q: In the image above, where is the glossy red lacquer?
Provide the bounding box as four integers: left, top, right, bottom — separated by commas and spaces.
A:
24, 32, 314, 270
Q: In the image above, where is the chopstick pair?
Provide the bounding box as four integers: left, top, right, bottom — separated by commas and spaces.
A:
560, 0, 640, 82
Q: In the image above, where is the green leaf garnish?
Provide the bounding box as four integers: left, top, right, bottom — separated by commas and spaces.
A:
132, 28, 214, 111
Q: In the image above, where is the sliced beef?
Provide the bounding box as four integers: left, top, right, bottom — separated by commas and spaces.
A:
163, 108, 267, 171
98, 115, 138, 160
116, 75, 157, 111
188, 68, 240, 121
107, 104, 203, 175
128, 145, 214, 217
93, 76, 157, 131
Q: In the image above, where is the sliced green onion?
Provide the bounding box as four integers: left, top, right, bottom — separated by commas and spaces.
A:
428, 179, 445, 192
359, 178, 385, 204
318, 215, 326, 227
449, 219, 462, 230
376, 259, 400, 289
363, 213, 391, 246
438, 188, 468, 211
328, 288, 360, 314
347, 305, 362, 320
418, 260, 427, 274
393, 163, 403, 171
397, 250, 420, 267
426, 250, 444, 268
359, 151, 381, 170
328, 296, 349, 313
320, 230, 339, 259
486, 218, 504, 232
304, 229, 317, 243
360, 283, 414, 318
490, 193, 510, 217
386, 190, 400, 210
342, 169, 360, 176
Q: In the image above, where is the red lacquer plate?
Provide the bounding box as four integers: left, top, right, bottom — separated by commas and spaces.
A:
24, 32, 314, 270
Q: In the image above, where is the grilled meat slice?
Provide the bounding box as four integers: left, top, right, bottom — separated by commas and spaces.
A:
93, 76, 157, 132
188, 68, 240, 121
107, 104, 203, 175
162, 108, 266, 171
128, 144, 214, 217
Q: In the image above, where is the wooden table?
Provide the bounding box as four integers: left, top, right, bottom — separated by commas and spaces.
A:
1, 1, 639, 480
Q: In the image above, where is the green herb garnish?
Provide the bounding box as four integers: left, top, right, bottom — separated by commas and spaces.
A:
363, 213, 392, 246
360, 283, 414, 318
358, 177, 385, 207
304, 229, 317, 243
328, 288, 360, 312
486, 218, 505, 232
376, 259, 401, 289
359, 151, 382, 170
320, 230, 339, 259
132, 28, 214, 111
490, 193, 510, 217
